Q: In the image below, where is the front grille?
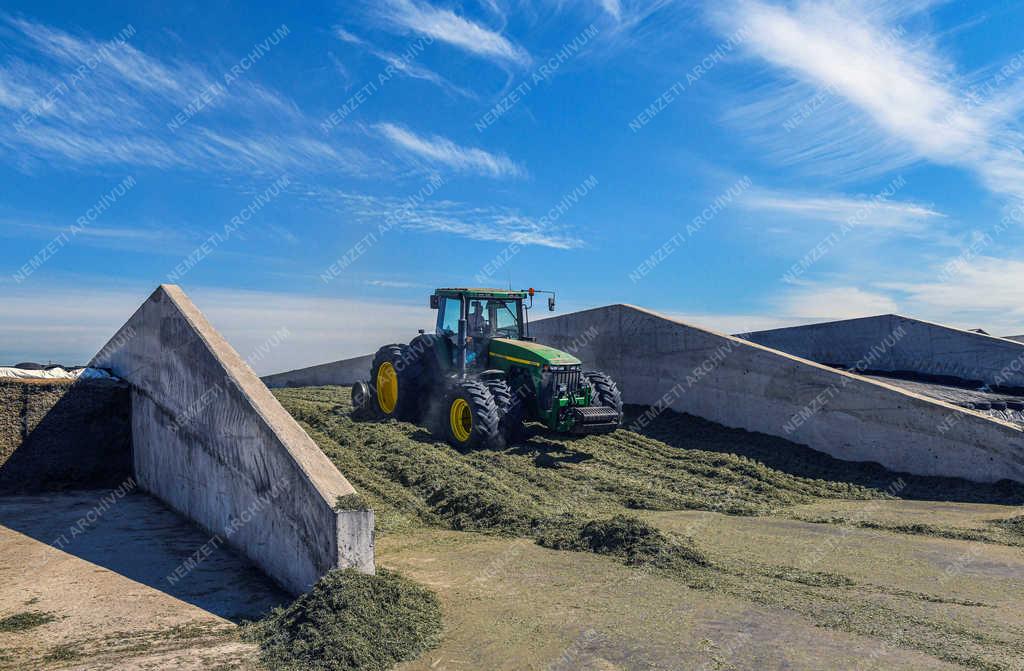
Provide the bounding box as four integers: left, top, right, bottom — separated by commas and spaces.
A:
568, 405, 621, 434
551, 366, 582, 395
572, 406, 619, 422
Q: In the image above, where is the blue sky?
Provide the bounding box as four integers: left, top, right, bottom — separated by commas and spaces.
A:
3, 0, 1024, 373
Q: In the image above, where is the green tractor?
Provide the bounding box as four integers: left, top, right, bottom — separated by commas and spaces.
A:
351, 287, 623, 449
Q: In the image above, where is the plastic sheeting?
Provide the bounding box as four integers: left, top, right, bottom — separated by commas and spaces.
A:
0, 367, 117, 381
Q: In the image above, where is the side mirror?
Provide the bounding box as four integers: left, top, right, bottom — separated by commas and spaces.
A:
548, 296, 556, 311
429, 295, 439, 309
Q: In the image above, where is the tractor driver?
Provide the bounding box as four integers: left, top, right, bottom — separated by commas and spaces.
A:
467, 300, 487, 336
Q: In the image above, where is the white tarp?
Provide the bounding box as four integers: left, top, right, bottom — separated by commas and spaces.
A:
0, 367, 116, 380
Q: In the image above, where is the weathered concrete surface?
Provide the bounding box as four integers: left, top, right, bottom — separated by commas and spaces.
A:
90, 285, 374, 594
743, 314, 1024, 388
0, 378, 130, 492
0, 489, 286, 669
262, 353, 373, 388
531, 304, 1024, 483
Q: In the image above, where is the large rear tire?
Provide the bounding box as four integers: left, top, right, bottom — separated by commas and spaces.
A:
483, 377, 526, 445
440, 379, 502, 450
409, 333, 449, 424
371, 344, 423, 421
585, 370, 623, 427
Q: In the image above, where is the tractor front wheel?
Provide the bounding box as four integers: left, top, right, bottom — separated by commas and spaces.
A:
441, 380, 502, 450
371, 344, 422, 420
586, 370, 623, 426
350, 380, 374, 419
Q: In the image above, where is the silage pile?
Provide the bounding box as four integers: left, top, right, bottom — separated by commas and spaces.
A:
245, 568, 441, 671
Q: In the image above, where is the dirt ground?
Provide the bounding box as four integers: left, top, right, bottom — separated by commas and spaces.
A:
2, 386, 1023, 670
377, 502, 1024, 670
0, 490, 285, 670
6, 499, 1019, 670
380, 529, 963, 671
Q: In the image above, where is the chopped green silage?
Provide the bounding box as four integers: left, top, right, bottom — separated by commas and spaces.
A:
992, 514, 1024, 537
335, 493, 371, 511
272, 385, 1024, 670
0, 611, 55, 633
244, 568, 441, 671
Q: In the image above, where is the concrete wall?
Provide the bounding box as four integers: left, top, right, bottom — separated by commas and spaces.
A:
91, 285, 373, 595
0, 378, 130, 492
743, 314, 1024, 388
262, 354, 373, 389
531, 305, 1024, 484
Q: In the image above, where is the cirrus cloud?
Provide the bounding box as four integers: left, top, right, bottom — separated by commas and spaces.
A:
374, 122, 524, 178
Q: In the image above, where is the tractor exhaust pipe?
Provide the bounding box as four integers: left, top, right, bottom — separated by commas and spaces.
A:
457, 294, 468, 378
457, 319, 467, 378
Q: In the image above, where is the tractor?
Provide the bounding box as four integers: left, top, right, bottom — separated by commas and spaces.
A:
351, 287, 623, 449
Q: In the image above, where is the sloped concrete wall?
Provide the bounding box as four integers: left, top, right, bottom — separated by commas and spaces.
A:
262, 354, 373, 389
91, 285, 373, 594
744, 315, 1024, 388
531, 305, 1024, 483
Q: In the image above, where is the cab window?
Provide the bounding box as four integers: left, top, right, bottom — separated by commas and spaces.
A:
439, 297, 461, 335
490, 300, 520, 338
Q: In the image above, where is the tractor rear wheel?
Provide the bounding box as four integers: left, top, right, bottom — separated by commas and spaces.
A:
441, 379, 502, 450
409, 333, 449, 423
483, 377, 525, 445
371, 344, 423, 421
586, 370, 623, 426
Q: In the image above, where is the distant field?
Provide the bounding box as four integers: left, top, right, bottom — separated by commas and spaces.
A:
274, 385, 1024, 671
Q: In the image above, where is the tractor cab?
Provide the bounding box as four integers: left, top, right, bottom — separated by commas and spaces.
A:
432, 288, 527, 339
431, 288, 530, 374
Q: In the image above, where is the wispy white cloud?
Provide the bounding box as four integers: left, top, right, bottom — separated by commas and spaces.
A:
653, 285, 900, 335
7, 15, 189, 99
779, 285, 900, 321
365, 278, 427, 288
749, 253, 1024, 334
376, 0, 530, 66
4, 221, 173, 243
399, 208, 580, 247
705, 1, 1024, 334
375, 122, 524, 178
0, 14, 374, 177
881, 256, 1024, 327
334, 26, 367, 46
743, 189, 944, 230
313, 186, 582, 249
597, 0, 623, 21
373, 48, 477, 98
713, 0, 1024, 197
333, 25, 476, 99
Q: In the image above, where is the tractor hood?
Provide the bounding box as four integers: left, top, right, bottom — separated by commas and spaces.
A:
489, 338, 581, 368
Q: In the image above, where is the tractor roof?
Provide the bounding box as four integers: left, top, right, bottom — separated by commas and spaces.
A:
434, 287, 529, 299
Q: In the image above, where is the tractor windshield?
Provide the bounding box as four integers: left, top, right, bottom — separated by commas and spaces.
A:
437, 294, 522, 339
489, 299, 521, 338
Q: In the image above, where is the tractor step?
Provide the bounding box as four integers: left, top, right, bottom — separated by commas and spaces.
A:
568, 405, 621, 434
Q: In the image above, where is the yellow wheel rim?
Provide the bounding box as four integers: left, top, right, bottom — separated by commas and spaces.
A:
376, 362, 398, 414
449, 398, 472, 442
